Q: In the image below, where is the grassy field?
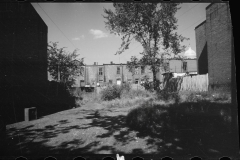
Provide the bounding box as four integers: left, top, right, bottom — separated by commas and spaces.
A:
4, 84, 237, 157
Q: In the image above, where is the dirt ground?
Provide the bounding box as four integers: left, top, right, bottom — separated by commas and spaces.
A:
4, 101, 237, 158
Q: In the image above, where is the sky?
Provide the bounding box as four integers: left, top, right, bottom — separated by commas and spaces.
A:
32, 3, 210, 65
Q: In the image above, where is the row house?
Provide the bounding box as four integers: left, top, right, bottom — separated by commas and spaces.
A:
73, 57, 197, 88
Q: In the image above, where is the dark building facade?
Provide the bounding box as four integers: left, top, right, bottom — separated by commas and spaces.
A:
1, 3, 48, 87
0, 3, 48, 123
195, 3, 232, 88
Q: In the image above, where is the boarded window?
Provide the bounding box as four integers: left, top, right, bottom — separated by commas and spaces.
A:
99, 67, 103, 75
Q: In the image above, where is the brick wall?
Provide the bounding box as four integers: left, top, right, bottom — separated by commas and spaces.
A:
195, 3, 232, 87
0, 3, 48, 123
195, 21, 208, 74
1, 3, 48, 87
206, 3, 231, 87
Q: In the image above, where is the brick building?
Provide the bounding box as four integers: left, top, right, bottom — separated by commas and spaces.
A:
0, 3, 48, 123
1, 3, 48, 87
167, 59, 197, 73
73, 62, 155, 87
73, 58, 197, 88
195, 3, 232, 88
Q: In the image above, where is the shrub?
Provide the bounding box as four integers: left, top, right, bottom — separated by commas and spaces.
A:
141, 81, 154, 91
126, 100, 232, 138
126, 100, 170, 134
69, 87, 83, 98
121, 88, 152, 99
120, 82, 132, 92
157, 89, 180, 103
100, 84, 122, 101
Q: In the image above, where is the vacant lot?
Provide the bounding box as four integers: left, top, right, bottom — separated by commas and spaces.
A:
5, 98, 237, 158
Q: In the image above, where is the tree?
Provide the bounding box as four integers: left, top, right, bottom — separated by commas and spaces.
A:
103, 3, 189, 90
47, 42, 84, 88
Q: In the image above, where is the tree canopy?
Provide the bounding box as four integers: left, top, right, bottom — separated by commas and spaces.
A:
47, 42, 84, 88
103, 3, 189, 90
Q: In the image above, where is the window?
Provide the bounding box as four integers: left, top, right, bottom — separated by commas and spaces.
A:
141, 66, 145, 74
135, 79, 139, 84
117, 67, 120, 74
81, 67, 85, 76
134, 67, 139, 75
109, 80, 112, 84
116, 78, 121, 85
183, 61, 187, 72
80, 80, 85, 87
99, 67, 103, 75
127, 79, 132, 83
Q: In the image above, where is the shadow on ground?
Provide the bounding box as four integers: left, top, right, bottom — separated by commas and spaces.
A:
4, 101, 239, 158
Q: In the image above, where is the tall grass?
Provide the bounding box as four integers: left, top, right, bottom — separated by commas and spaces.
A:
178, 89, 231, 103
126, 101, 232, 136
126, 100, 170, 134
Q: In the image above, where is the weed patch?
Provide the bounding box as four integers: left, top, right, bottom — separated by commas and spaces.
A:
126, 101, 232, 137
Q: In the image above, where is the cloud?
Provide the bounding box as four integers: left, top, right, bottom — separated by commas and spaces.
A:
72, 37, 80, 41
89, 29, 108, 39
72, 35, 84, 41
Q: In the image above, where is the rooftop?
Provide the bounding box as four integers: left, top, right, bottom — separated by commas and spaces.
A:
195, 20, 206, 30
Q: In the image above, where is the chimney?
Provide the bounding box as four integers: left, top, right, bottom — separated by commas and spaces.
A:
94, 62, 96, 65
127, 61, 129, 64
110, 61, 113, 64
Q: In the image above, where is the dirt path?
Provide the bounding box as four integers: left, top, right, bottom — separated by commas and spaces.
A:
5, 101, 231, 157
6, 102, 165, 155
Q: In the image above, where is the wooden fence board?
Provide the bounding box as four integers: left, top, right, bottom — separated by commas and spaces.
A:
178, 74, 208, 92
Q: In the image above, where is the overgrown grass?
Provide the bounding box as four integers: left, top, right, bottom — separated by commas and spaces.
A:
126, 100, 232, 136
125, 86, 232, 144
75, 83, 231, 111
178, 89, 231, 103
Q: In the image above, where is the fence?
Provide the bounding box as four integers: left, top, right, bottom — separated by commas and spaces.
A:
180, 74, 209, 92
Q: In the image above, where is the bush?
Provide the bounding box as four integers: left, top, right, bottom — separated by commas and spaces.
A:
141, 81, 154, 91
100, 84, 122, 101
126, 100, 170, 134
120, 82, 132, 92
69, 87, 83, 98
126, 101, 232, 137
121, 88, 152, 99
157, 89, 180, 103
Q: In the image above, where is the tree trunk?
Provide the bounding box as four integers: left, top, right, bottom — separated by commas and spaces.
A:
152, 66, 158, 91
